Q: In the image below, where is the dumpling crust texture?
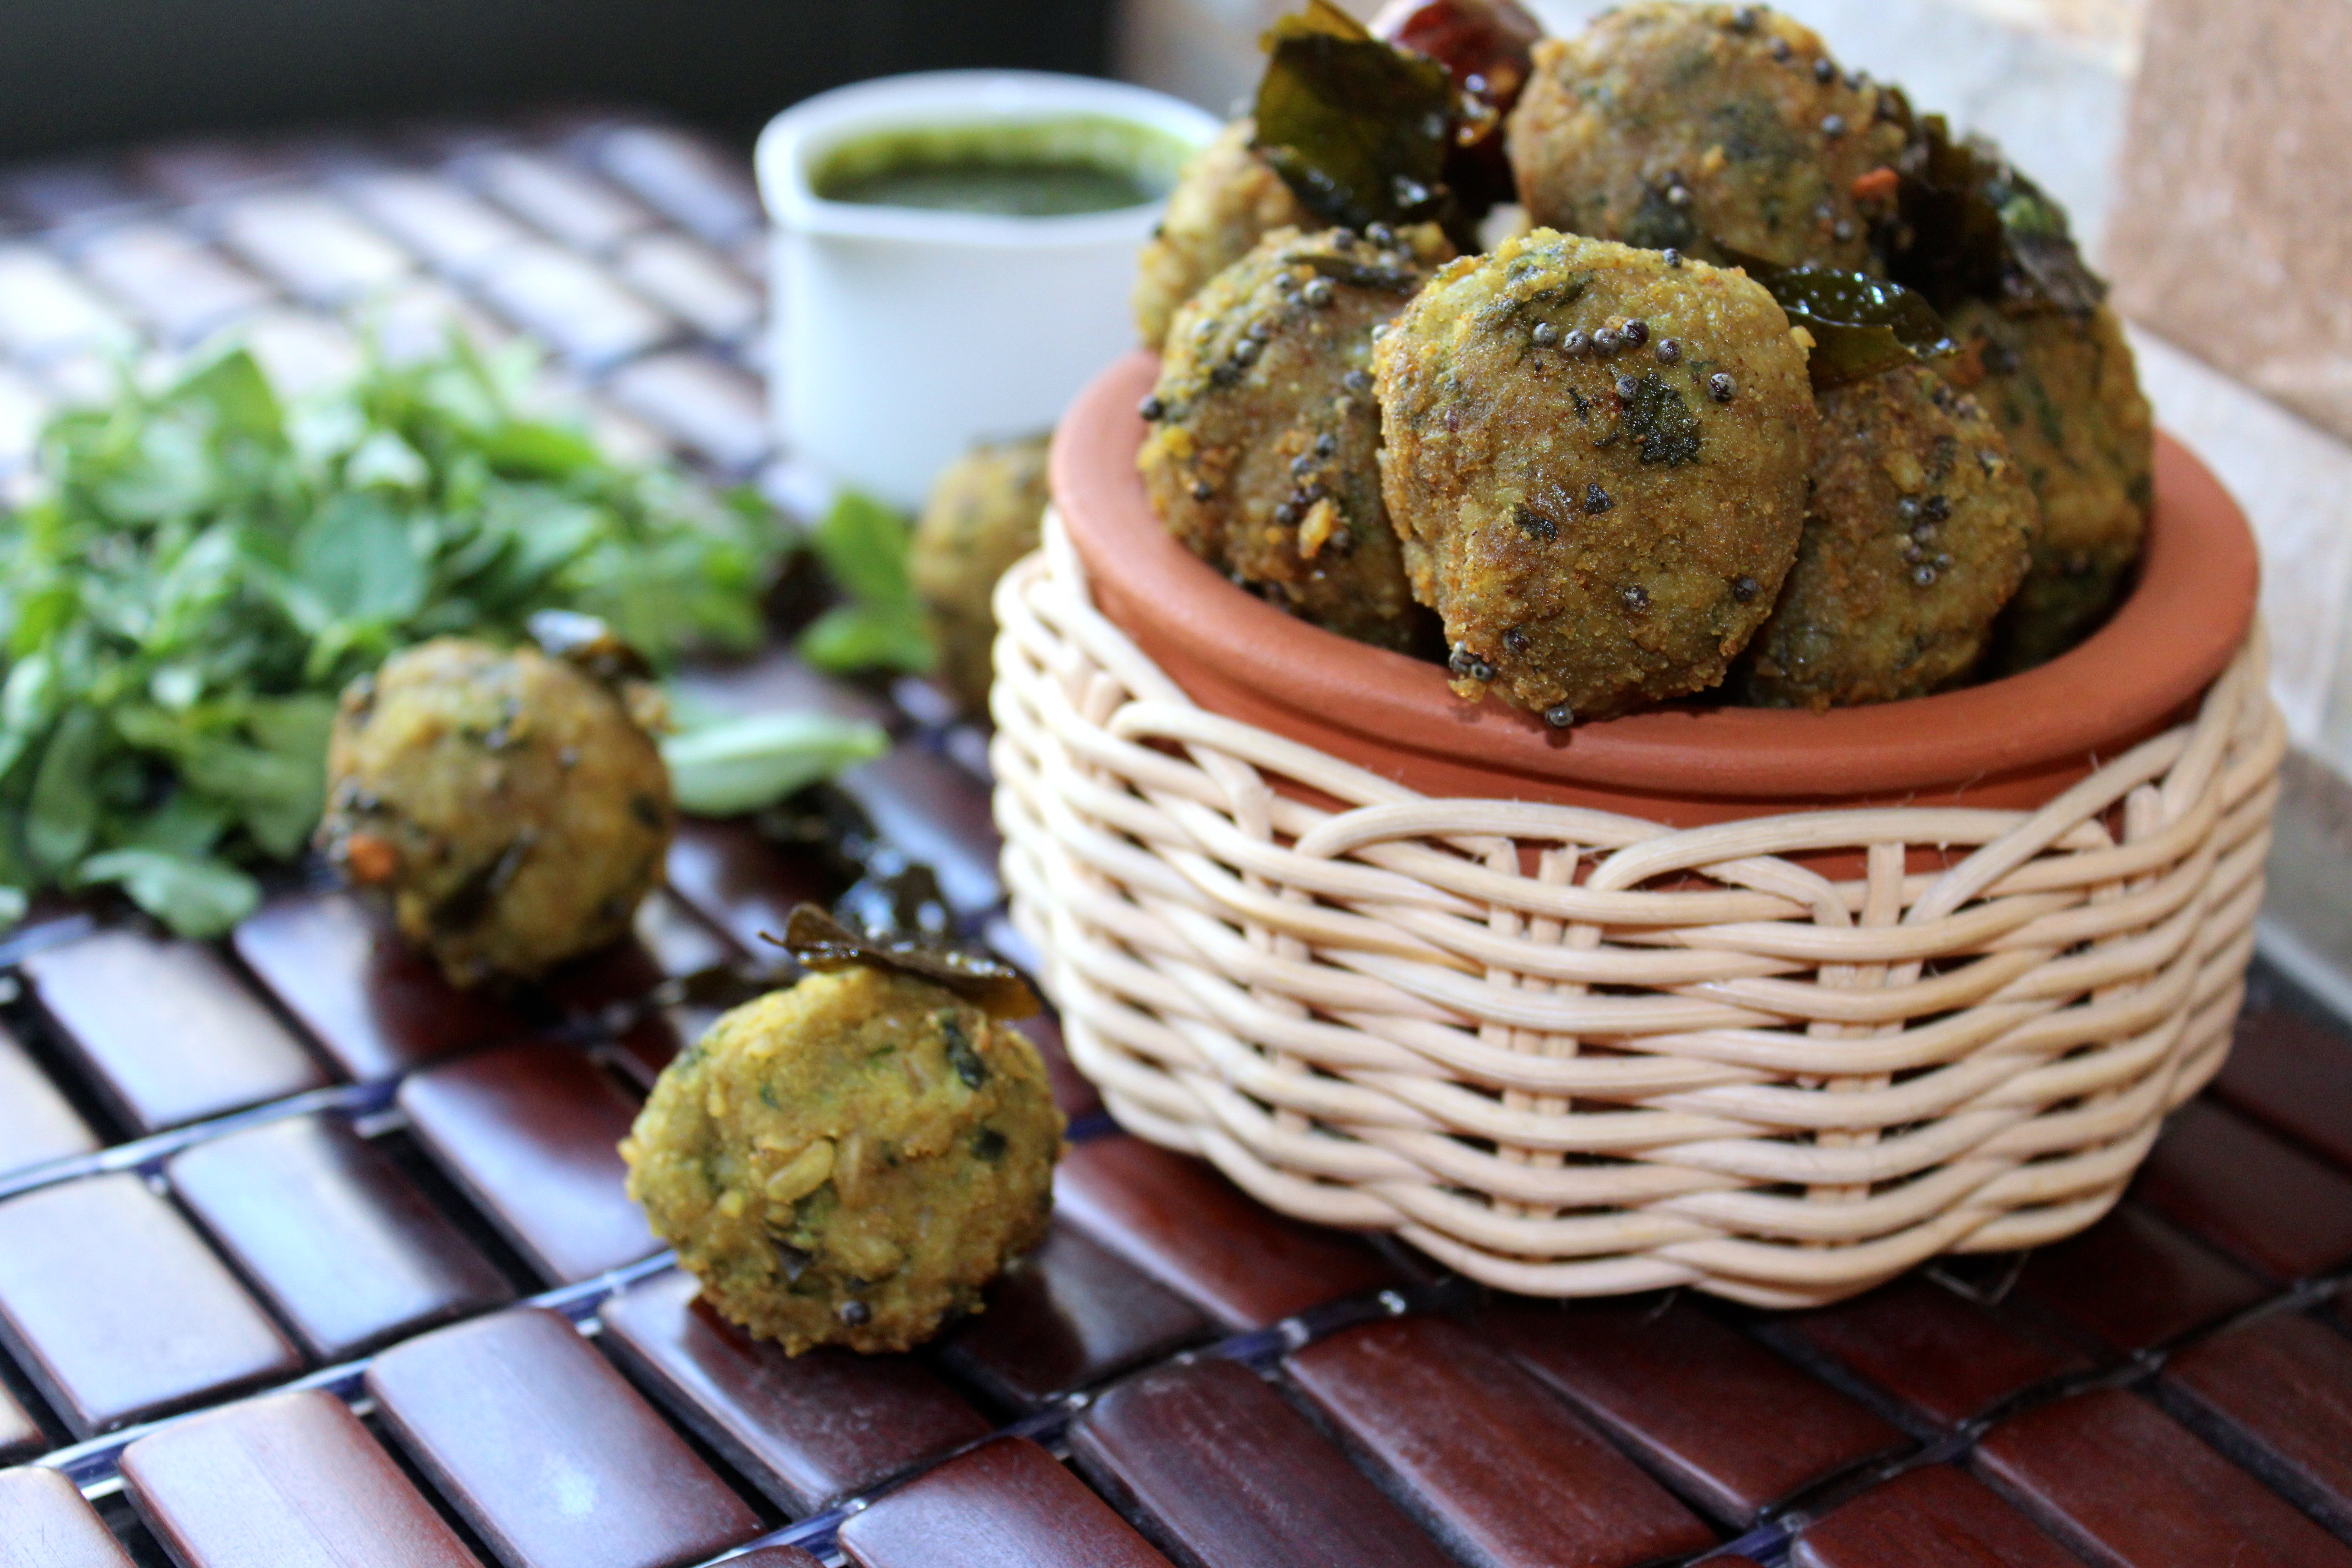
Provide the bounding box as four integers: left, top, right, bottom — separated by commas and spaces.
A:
318, 637, 671, 987
911, 433, 1051, 714
1141, 225, 1447, 652
623, 966, 1063, 1356
1507, 1, 1907, 274
1736, 364, 2038, 709
1375, 229, 1816, 720
1132, 118, 1311, 350
1938, 299, 2155, 671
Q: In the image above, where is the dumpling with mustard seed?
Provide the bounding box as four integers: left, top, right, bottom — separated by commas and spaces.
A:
1936, 298, 2153, 672
1507, 1, 1909, 274
1733, 363, 2037, 708
1139, 223, 1450, 653
1132, 118, 1313, 350
622, 962, 1063, 1355
1374, 229, 1815, 723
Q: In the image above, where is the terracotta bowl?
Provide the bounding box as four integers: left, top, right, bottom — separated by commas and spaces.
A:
1051, 350, 2259, 828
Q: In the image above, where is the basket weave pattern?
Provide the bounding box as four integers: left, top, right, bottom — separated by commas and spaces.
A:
991, 512, 2285, 1307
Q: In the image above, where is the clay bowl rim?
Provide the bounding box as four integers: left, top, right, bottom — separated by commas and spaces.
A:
1051, 349, 2259, 803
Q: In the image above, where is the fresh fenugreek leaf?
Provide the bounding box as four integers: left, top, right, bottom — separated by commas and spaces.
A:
0, 338, 785, 936
661, 710, 889, 818
795, 489, 937, 675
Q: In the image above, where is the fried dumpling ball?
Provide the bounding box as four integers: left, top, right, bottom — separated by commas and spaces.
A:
910, 434, 1050, 715
622, 965, 1063, 1354
1733, 365, 2036, 708
1376, 230, 1815, 722
1937, 299, 2155, 671
1132, 119, 1312, 350
1140, 224, 1449, 652
1507, 2, 1907, 274
318, 637, 671, 987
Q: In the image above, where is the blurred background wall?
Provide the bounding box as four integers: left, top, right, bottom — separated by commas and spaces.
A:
0, 0, 1109, 156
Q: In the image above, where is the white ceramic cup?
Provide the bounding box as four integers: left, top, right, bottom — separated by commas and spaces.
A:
756, 71, 1220, 510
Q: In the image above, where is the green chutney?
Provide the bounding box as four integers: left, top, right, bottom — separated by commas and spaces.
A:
813, 115, 1187, 217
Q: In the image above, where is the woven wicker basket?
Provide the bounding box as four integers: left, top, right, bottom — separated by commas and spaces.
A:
991, 510, 2284, 1308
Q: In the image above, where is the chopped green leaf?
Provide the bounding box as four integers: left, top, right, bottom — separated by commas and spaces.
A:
75, 848, 259, 939
295, 491, 431, 624
809, 490, 917, 609
795, 490, 936, 675
1253, 0, 1458, 232
661, 710, 889, 817
798, 603, 936, 676
26, 708, 103, 874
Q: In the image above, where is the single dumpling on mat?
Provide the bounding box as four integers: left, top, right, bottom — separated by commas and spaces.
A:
317, 636, 671, 987
622, 963, 1063, 1354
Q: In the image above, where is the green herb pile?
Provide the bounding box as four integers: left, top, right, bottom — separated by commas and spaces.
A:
794, 489, 937, 677
0, 341, 783, 937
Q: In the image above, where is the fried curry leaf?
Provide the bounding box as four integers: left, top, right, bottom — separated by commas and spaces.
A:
770, 902, 1040, 1020
1738, 257, 1957, 389
1253, 0, 1459, 232
1886, 102, 2103, 318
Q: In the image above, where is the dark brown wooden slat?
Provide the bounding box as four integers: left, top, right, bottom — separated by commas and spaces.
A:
935, 1222, 1211, 1412
607, 1006, 721, 1092
1054, 1136, 1401, 1331
0, 1025, 96, 1178
544, 893, 739, 1018
0, 1464, 133, 1568
2014, 1202, 2269, 1352
1284, 1315, 1717, 1568
1481, 1300, 1906, 1526
598, 1270, 989, 1515
119, 1389, 483, 1568
1790, 1464, 2078, 1568
664, 818, 834, 956
366, 1307, 760, 1568
1974, 1387, 2352, 1568
1782, 1278, 2087, 1426
0, 1173, 300, 1438
0, 1380, 40, 1465
838, 1436, 1175, 1568
671, 646, 896, 732
2160, 1309, 2352, 1536
164, 1115, 514, 1362
2213, 1007, 2352, 1169
1069, 1356, 1459, 1568
2132, 1100, 2352, 1280
716, 1551, 822, 1568
22, 928, 328, 1132
233, 891, 530, 1081
397, 1041, 656, 1285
